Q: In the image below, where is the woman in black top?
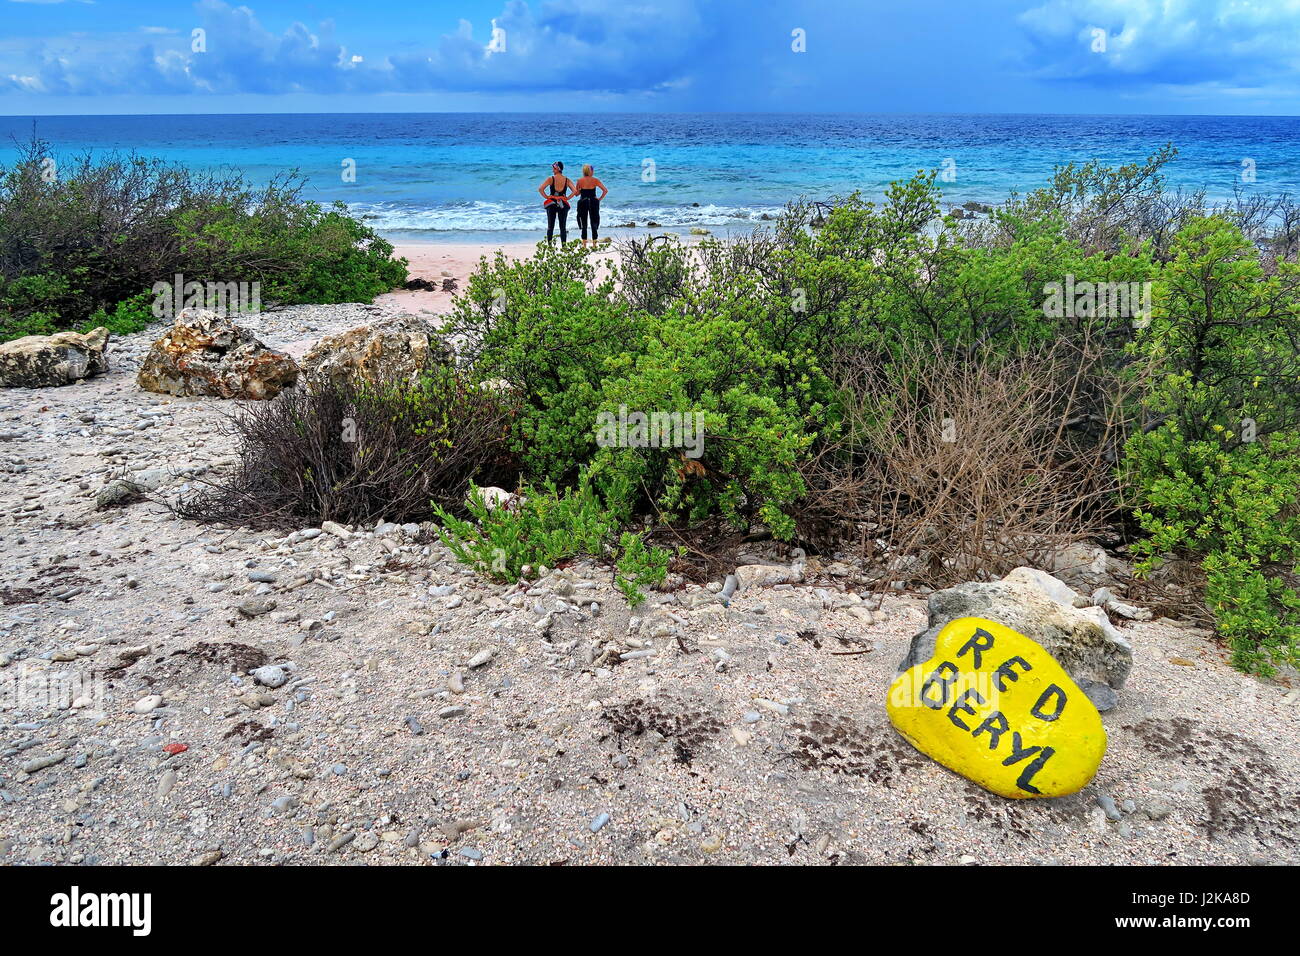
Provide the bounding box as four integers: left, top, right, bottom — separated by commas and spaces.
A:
573, 165, 610, 247
538, 161, 574, 244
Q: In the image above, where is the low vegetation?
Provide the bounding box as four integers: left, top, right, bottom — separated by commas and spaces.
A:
0, 138, 407, 341
177, 369, 514, 529
171, 144, 1298, 674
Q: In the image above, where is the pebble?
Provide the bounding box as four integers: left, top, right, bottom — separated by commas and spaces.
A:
157, 769, 177, 802
238, 598, 276, 618
1096, 793, 1122, 821
133, 695, 163, 714
21, 753, 66, 774
590, 812, 611, 833
438, 705, 466, 719
466, 648, 494, 669
251, 665, 289, 688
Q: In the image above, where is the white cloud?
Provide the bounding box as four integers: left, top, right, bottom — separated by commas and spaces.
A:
1018, 0, 1300, 92
0, 0, 724, 97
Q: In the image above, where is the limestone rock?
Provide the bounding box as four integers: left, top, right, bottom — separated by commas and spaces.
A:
299, 316, 450, 388
0, 327, 109, 388
899, 567, 1133, 703
96, 479, 146, 511
474, 486, 520, 511
137, 310, 297, 400
1046, 541, 1126, 592
735, 563, 803, 590
888, 616, 1107, 798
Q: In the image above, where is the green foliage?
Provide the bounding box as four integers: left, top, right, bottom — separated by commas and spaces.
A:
614, 531, 676, 607
433, 470, 675, 605
78, 291, 156, 337
173, 199, 407, 305
593, 308, 812, 539
1122, 216, 1300, 675
0, 139, 407, 338
445, 241, 635, 481
1125, 427, 1300, 675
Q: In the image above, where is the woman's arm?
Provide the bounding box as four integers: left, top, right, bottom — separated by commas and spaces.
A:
538, 176, 554, 199
595, 178, 609, 200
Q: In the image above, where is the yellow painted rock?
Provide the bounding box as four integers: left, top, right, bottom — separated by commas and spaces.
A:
887, 617, 1106, 798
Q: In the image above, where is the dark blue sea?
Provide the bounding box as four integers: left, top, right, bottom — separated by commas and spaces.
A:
2, 112, 1297, 243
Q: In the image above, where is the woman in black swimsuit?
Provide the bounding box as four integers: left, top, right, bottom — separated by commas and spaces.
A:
573, 165, 609, 247
538, 161, 574, 244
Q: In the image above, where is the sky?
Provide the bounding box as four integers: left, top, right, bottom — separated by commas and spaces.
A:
1, 0, 1299, 115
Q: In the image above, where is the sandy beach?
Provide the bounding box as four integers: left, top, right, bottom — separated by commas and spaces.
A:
378, 241, 621, 314
1, 253, 1296, 866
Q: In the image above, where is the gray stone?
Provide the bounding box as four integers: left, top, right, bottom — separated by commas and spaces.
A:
898, 568, 1133, 692
95, 479, 146, 511
1076, 678, 1119, 713
251, 665, 288, 688
0, 327, 110, 388
1096, 793, 1122, 821
735, 564, 803, 590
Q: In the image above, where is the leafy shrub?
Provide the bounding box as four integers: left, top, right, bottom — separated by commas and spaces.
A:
0, 138, 407, 339
444, 241, 635, 482
433, 470, 674, 605
1120, 216, 1300, 674
78, 292, 156, 337
178, 368, 514, 529
1125, 427, 1300, 675
593, 307, 813, 540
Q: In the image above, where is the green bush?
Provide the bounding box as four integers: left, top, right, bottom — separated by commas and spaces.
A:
433, 470, 675, 606
445, 242, 635, 482
593, 307, 813, 540
78, 291, 156, 337
1125, 426, 1300, 675
0, 138, 407, 340
1122, 216, 1300, 675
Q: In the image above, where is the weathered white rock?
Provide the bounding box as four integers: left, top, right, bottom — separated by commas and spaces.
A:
735, 563, 803, 590
0, 327, 109, 388
137, 310, 297, 400
898, 567, 1133, 710
299, 316, 450, 388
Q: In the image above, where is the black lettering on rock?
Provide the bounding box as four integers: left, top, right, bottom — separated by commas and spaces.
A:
956, 627, 996, 669
947, 688, 986, 731
1030, 684, 1067, 722
1002, 732, 1041, 770
1001, 733, 1057, 793
993, 656, 1032, 693
1013, 746, 1055, 795
920, 661, 959, 710
971, 711, 1009, 750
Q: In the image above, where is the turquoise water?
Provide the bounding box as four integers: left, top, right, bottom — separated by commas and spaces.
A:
2, 112, 1297, 243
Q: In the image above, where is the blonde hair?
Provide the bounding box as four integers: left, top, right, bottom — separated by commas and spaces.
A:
582, 164, 593, 177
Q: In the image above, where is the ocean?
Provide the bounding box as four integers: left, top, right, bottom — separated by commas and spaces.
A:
2, 112, 1298, 244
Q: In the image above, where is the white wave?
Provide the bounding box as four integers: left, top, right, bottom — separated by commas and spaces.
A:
348, 200, 786, 233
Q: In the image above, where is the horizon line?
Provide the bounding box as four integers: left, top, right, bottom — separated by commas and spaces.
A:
3, 108, 1300, 121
